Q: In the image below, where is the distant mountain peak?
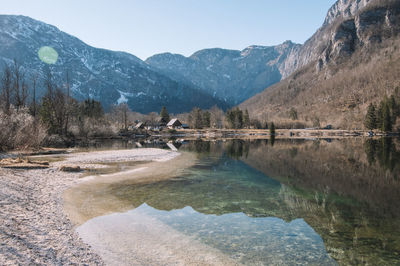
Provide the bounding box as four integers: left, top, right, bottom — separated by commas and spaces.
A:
0, 14, 226, 113
323, 0, 374, 26
147, 42, 301, 105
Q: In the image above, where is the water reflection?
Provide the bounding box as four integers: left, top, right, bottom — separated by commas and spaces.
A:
270, 135, 275, 146
225, 139, 249, 159
364, 138, 400, 173
78, 203, 336, 265
73, 138, 400, 265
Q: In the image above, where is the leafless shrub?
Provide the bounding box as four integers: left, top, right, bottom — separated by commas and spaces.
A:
0, 108, 47, 151
274, 120, 311, 129
69, 117, 117, 139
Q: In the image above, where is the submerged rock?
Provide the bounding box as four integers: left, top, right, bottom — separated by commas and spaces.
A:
59, 165, 81, 172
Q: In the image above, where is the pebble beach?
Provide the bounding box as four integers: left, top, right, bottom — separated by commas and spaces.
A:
0, 148, 179, 265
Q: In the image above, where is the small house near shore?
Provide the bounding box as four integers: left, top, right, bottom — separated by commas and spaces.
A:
135, 122, 145, 129
167, 118, 182, 129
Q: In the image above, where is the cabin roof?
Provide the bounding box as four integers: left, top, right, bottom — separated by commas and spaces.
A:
167, 118, 181, 126
135, 122, 144, 128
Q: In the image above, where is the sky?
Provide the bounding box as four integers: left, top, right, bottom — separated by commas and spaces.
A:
1, 0, 337, 60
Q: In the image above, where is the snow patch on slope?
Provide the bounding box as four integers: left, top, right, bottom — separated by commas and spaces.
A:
117, 90, 133, 104
81, 57, 100, 75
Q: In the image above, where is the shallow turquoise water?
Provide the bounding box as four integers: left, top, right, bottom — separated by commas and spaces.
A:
77, 139, 400, 265
126, 203, 336, 265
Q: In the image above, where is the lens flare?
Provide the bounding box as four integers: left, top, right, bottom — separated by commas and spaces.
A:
38, 46, 58, 64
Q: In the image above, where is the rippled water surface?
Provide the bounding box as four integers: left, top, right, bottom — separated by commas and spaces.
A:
75, 138, 400, 265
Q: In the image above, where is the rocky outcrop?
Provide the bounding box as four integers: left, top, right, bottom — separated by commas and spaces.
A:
240, 0, 400, 129
296, 0, 400, 71
324, 0, 373, 26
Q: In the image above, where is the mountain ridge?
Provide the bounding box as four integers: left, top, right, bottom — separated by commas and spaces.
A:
146, 41, 301, 105
0, 14, 228, 113
0, 0, 394, 119
240, 0, 400, 129
144, 0, 379, 106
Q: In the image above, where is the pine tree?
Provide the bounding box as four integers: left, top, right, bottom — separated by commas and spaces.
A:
160, 106, 170, 124
376, 101, 384, 129
364, 103, 377, 130
234, 108, 243, 129
389, 94, 399, 125
191, 107, 203, 129
270, 123, 276, 146
225, 107, 243, 129
289, 107, 298, 120
80, 99, 104, 119
381, 102, 392, 132
243, 109, 250, 128
203, 111, 211, 128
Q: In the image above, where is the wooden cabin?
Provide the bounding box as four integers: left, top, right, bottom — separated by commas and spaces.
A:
135, 122, 145, 129
167, 118, 182, 129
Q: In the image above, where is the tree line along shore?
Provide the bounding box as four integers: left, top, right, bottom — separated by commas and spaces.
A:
1, 60, 399, 152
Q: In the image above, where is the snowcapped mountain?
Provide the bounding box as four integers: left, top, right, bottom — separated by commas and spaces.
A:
0, 15, 227, 113
1, 0, 382, 114
146, 41, 301, 105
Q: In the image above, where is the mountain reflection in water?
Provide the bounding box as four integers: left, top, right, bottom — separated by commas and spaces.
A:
75, 138, 400, 265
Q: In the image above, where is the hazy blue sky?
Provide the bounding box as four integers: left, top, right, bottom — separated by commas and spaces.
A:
2, 0, 337, 60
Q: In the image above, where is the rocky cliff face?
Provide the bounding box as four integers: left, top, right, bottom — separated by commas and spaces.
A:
324, 0, 373, 26
287, 0, 399, 72
240, 0, 400, 129
0, 15, 226, 113
316, 0, 400, 69
146, 41, 301, 105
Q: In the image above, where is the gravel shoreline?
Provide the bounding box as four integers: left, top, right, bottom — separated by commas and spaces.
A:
0, 148, 179, 265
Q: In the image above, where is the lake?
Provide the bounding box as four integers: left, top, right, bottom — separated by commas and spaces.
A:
71, 138, 400, 265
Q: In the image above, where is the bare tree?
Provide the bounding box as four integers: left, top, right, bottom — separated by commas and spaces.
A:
209, 105, 224, 128
147, 112, 158, 127
54, 86, 67, 134
12, 59, 28, 110
110, 103, 131, 130
127, 111, 146, 124
45, 69, 54, 98
121, 103, 130, 130
0, 65, 12, 114
31, 73, 38, 117
21, 79, 28, 108
64, 71, 71, 134
40, 69, 68, 135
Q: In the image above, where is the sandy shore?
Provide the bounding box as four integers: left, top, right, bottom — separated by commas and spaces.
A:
0, 148, 180, 265
64, 150, 195, 225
